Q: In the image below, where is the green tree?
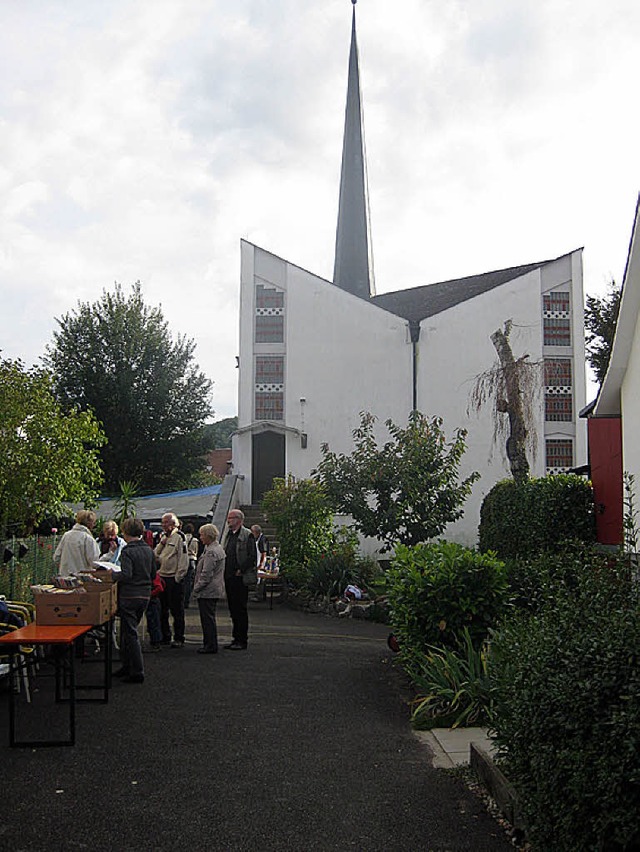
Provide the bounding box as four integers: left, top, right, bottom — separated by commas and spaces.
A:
44, 282, 213, 493
585, 280, 622, 386
314, 411, 479, 551
0, 357, 105, 537
261, 476, 334, 586
202, 417, 238, 449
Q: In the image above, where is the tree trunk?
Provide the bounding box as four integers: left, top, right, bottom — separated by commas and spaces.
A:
491, 326, 530, 484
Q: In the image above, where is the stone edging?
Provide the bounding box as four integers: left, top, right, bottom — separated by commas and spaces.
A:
470, 743, 526, 837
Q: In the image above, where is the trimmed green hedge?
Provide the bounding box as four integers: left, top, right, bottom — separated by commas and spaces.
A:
490, 554, 640, 850
387, 541, 508, 652
479, 474, 596, 559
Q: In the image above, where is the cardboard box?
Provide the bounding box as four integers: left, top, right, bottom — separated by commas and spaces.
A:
80, 567, 116, 584
35, 589, 115, 626
80, 578, 118, 610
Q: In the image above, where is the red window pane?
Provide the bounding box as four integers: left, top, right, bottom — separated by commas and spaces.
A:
545, 394, 573, 421
543, 291, 570, 312
256, 356, 284, 383
256, 285, 284, 310
544, 359, 572, 386
544, 318, 571, 346
255, 315, 284, 343
546, 439, 573, 469
255, 392, 284, 420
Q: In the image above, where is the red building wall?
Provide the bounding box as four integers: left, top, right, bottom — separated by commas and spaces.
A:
207, 448, 232, 478
588, 417, 623, 545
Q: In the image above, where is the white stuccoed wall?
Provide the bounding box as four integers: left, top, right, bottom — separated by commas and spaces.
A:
234, 241, 412, 505
621, 308, 640, 489
284, 262, 411, 468
416, 268, 546, 544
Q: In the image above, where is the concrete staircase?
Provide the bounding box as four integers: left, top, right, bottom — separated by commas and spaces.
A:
240, 504, 278, 552
240, 504, 285, 604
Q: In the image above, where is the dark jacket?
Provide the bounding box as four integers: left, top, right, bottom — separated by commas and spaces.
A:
117, 539, 156, 599
224, 526, 257, 581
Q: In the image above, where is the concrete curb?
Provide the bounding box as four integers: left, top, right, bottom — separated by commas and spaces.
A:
470, 743, 525, 836
413, 726, 496, 769
414, 727, 527, 842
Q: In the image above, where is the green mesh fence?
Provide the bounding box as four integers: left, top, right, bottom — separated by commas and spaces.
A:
0, 536, 60, 602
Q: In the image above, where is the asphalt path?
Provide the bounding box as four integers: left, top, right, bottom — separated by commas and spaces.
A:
0, 604, 511, 851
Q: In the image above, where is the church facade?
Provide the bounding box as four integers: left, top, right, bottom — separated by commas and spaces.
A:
231, 4, 587, 547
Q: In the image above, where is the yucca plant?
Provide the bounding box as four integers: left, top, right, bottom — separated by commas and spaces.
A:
405, 627, 492, 729
112, 480, 139, 527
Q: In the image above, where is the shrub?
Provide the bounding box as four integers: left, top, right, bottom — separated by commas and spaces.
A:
261, 476, 334, 586
305, 528, 380, 600
490, 559, 640, 850
405, 628, 492, 729
504, 540, 606, 614
478, 474, 596, 559
387, 541, 508, 653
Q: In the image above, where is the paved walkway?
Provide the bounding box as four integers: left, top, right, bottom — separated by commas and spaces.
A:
0, 604, 511, 851
415, 727, 496, 769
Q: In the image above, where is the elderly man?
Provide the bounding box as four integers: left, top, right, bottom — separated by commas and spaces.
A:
53, 510, 100, 577
224, 509, 257, 650
154, 512, 189, 648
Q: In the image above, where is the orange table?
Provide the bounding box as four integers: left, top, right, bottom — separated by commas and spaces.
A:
0, 623, 91, 747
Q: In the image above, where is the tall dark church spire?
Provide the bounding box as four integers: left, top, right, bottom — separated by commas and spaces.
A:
333, 0, 375, 299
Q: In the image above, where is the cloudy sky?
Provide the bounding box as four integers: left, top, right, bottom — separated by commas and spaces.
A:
2, 0, 639, 418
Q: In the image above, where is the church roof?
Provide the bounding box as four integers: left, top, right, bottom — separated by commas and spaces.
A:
370, 254, 572, 323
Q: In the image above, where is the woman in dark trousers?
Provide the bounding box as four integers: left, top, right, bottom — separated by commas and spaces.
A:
114, 517, 156, 683
193, 524, 226, 654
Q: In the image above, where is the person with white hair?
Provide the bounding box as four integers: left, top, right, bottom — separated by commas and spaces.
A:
154, 512, 189, 648
53, 510, 100, 577
193, 524, 226, 654
223, 509, 257, 650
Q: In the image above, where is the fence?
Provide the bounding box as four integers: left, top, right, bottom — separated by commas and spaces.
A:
0, 535, 60, 601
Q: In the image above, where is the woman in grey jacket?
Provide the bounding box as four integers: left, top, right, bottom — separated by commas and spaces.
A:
114, 517, 156, 683
193, 524, 226, 654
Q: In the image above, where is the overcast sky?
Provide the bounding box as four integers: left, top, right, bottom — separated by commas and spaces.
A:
2, 0, 639, 418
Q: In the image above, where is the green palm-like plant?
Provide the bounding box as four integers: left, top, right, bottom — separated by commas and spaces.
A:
113, 480, 139, 527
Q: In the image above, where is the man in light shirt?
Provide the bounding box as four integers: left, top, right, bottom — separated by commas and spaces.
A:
53, 510, 100, 577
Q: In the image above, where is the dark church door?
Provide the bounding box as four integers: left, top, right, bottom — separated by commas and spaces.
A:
252, 431, 285, 503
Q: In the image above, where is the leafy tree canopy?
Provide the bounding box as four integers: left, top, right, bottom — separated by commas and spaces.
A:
0, 357, 106, 537
202, 417, 238, 449
44, 282, 213, 493
585, 280, 621, 387
261, 475, 334, 585
314, 411, 479, 551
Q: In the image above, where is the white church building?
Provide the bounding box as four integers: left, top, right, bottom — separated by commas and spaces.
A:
231, 3, 586, 547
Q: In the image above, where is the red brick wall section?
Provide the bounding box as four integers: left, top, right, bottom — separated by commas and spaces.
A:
207, 448, 232, 478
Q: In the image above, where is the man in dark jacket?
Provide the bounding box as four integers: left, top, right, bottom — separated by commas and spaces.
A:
224, 509, 257, 650
115, 517, 156, 683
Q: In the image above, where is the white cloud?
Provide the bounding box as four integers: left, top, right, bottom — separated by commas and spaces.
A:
0, 0, 638, 417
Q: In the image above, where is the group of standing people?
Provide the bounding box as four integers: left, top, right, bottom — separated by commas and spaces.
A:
52, 507, 258, 684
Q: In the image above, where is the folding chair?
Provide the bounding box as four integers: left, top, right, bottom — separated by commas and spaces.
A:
0, 623, 33, 703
